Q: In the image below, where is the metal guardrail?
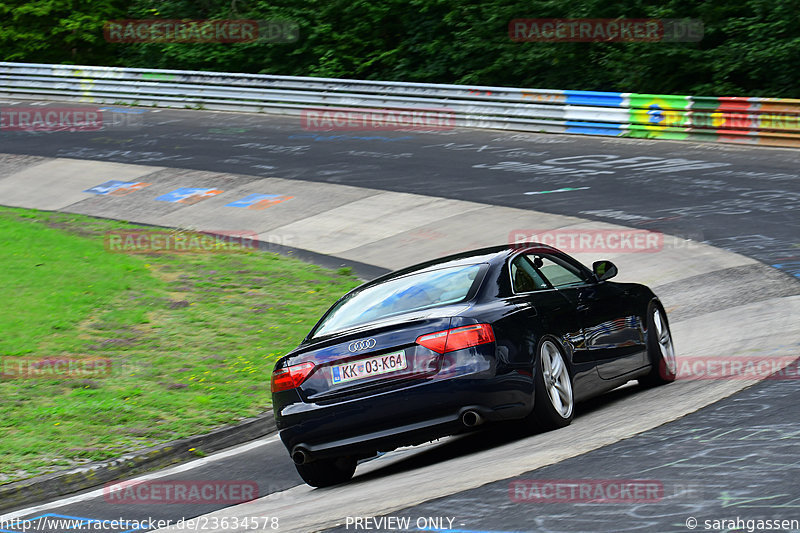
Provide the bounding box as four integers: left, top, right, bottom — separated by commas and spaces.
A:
2, 62, 799, 147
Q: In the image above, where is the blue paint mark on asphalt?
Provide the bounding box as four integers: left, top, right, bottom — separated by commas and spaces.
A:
772, 263, 800, 278
84, 180, 145, 195
156, 187, 217, 202
226, 193, 281, 208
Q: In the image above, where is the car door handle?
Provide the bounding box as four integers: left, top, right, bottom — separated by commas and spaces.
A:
513, 301, 538, 315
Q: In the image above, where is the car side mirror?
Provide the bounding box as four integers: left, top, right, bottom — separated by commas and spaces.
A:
593, 260, 618, 281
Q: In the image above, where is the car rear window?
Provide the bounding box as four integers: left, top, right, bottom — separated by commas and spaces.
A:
311, 264, 483, 338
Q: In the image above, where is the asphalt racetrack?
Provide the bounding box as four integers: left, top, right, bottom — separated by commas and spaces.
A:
0, 101, 798, 533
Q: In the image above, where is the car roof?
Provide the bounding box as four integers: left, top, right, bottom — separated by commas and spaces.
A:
303, 242, 565, 343
360, 242, 561, 289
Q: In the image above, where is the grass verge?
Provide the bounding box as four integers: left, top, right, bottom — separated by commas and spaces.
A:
0, 207, 360, 483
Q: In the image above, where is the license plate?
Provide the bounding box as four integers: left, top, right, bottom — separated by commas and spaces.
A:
331, 351, 407, 384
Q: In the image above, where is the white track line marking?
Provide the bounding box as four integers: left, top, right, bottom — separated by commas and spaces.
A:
0, 434, 281, 521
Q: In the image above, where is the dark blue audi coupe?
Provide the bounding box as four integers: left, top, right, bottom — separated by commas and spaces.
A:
271, 244, 676, 487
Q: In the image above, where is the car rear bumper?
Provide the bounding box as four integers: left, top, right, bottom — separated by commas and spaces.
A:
275, 372, 533, 460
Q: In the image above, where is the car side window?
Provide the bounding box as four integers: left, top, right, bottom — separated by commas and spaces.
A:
537, 255, 589, 288
510, 254, 550, 293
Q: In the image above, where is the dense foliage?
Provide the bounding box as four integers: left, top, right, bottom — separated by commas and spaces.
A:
1, 0, 798, 96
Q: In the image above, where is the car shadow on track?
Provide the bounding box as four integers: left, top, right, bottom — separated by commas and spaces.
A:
348, 381, 647, 484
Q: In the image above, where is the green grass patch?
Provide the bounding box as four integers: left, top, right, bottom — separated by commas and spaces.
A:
0, 207, 360, 483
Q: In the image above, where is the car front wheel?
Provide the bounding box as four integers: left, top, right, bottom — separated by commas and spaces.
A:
528, 337, 575, 430
639, 303, 677, 386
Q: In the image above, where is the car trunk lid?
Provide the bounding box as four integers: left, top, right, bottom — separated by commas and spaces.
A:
286, 312, 461, 401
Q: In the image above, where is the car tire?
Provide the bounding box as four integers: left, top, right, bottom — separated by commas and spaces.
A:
527, 337, 575, 430
639, 302, 677, 387
295, 456, 357, 488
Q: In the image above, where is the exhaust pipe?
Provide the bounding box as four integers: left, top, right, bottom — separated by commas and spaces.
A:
292, 447, 310, 465
461, 410, 484, 428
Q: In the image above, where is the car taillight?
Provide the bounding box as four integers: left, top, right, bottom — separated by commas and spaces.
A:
416, 324, 495, 354
271, 362, 315, 392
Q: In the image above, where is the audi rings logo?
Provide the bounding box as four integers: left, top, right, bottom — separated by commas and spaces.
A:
348, 338, 377, 352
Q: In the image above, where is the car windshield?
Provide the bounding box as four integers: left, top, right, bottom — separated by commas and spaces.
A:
311, 264, 483, 338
